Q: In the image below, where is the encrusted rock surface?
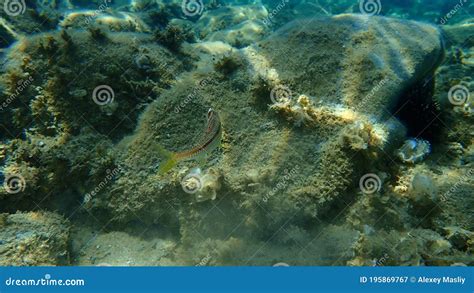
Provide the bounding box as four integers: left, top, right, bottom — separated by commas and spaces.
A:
0, 211, 70, 266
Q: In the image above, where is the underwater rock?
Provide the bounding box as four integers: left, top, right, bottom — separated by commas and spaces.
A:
240, 14, 443, 219
410, 173, 437, 202
350, 228, 463, 266
442, 226, 474, 251
0, 0, 61, 34
177, 4, 271, 47
196, 5, 269, 40
442, 22, 474, 48
0, 29, 187, 210
245, 14, 444, 120
0, 0, 471, 267
204, 20, 268, 48
0, 211, 70, 266
433, 21, 474, 150
0, 30, 184, 139
60, 10, 151, 32
97, 14, 445, 240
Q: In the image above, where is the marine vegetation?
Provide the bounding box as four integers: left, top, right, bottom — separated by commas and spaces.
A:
0, 0, 473, 267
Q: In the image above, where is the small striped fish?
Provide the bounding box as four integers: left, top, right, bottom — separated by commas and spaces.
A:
158, 108, 222, 174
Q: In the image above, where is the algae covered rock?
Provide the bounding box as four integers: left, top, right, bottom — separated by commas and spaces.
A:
60, 10, 151, 32
0, 30, 185, 140
195, 5, 269, 47
0, 211, 70, 266
0, 29, 186, 209
97, 14, 445, 250
349, 228, 467, 266
246, 14, 444, 119
2, 3, 470, 266
239, 14, 444, 222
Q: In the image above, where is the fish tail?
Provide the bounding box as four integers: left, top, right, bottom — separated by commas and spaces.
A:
156, 146, 178, 174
